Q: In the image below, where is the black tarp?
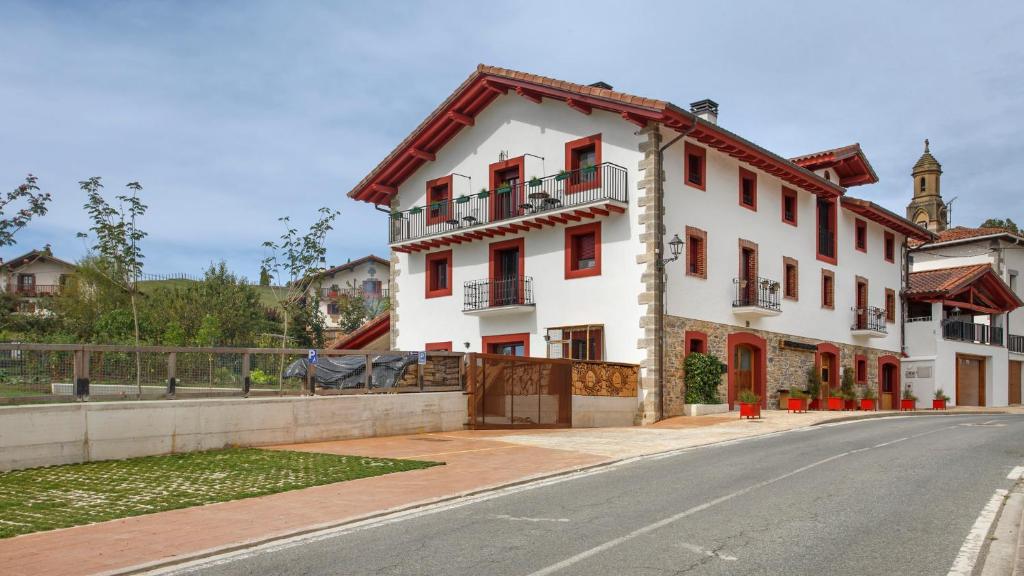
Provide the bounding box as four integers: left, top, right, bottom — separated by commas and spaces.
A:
282, 354, 417, 389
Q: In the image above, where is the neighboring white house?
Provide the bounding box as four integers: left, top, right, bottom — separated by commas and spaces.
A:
0, 247, 76, 314
312, 255, 389, 334
347, 65, 934, 422
900, 144, 1024, 407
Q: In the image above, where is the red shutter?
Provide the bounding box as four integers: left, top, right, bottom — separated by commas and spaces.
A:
577, 233, 596, 261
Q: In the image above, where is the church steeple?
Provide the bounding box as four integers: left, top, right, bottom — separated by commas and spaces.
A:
906, 139, 947, 232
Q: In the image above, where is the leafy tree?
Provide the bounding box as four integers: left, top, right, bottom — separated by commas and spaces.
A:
980, 218, 1019, 234
1, 175, 51, 247
258, 265, 272, 287
336, 293, 370, 333
840, 366, 856, 400
683, 352, 725, 404
76, 177, 147, 395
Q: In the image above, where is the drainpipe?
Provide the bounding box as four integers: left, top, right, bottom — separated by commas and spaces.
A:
901, 240, 910, 357
656, 121, 697, 421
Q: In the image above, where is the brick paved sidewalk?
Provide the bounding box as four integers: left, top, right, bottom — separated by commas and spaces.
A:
0, 408, 1012, 576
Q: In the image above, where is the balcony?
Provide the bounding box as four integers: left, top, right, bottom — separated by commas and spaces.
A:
850, 306, 888, 338
942, 319, 1004, 346
1009, 334, 1024, 354
389, 163, 628, 248
12, 284, 60, 297
322, 287, 390, 301
463, 277, 535, 316
732, 277, 781, 318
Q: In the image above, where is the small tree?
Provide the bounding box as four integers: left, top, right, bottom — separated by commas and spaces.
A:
1, 175, 51, 247
336, 293, 370, 333
77, 177, 147, 396
980, 218, 1019, 234
684, 352, 725, 404
840, 366, 856, 400
806, 365, 822, 402
258, 265, 272, 287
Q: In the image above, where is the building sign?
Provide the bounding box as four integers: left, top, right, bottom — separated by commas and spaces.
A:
780, 340, 817, 353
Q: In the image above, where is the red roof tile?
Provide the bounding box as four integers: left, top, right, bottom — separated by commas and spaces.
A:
907, 264, 993, 296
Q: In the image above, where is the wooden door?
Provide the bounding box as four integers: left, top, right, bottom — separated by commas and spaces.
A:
856, 281, 868, 329
493, 167, 521, 220
493, 246, 520, 306
734, 344, 756, 403
820, 353, 835, 403
1009, 361, 1022, 405
740, 248, 756, 305
880, 363, 896, 410
956, 355, 986, 406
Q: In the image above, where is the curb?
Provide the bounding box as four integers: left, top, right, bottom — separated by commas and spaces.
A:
809, 410, 1009, 426
980, 482, 1024, 576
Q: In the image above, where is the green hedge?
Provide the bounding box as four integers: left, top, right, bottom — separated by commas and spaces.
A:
684, 352, 725, 404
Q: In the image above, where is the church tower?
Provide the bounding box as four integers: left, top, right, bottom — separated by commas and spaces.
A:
905, 139, 947, 232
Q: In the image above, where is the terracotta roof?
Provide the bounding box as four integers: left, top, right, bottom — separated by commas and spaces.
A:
911, 226, 1024, 248
320, 255, 388, 278
907, 264, 993, 296
789, 143, 879, 187
347, 64, 845, 205
840, 196, 936, 242
329, 312, 390, 350
0, 249, 75, 271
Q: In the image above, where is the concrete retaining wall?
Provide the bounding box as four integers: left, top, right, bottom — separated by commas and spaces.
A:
572, 396, 636, 428
0, 392, 467, 472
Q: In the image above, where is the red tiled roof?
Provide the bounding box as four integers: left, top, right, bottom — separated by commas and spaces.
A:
329, 312, 390, 350
910, 226, 1024, 248
841, 196, 935, 242
907, 264, 993, 296
789, 143, 879, 187
320, 255, 388, 278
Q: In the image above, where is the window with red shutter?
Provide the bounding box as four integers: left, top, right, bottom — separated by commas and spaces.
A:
564, 222, 601, 279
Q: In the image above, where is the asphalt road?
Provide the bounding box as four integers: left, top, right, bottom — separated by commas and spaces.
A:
168, 415, 1024, 576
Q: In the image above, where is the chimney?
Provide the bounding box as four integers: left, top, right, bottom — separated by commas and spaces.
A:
690, 99, 719, 125
589, 81, 613, 90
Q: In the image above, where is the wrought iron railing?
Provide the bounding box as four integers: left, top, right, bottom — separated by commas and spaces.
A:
322, 287, 390, 301
463, 276, 534, 312
851, 306, 887, 333
1009, 334, 1024, 354
389, 163, 628, 244
942, 319, 1003, 346
732, 276, 781, 311
12, 284, 60, 297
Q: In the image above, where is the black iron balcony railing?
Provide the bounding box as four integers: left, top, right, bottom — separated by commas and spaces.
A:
463, 276, 534, 312
322, 287, 390, 301
389, 163, 628, 244
12, 284, 60, 297
942, 319, 1004, 346
1009, 334, 1024, 354
851, 306, 887, 333
732, 276, 781, 311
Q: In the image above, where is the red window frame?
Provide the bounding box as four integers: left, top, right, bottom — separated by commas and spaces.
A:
781, 187, 798, 226
783, 257, 799, 301
816, 197, 838, 265
738, 167, 757, 211
565, 134, 602, 194
855, 219, 868, 253
685, 330, 708, 355
821, 269, 835, 309
684, 142, 706, 191
855, 354, 867, 384
425, 175, 453, 226
488, 156, 525, 222
488, 237, 525, 304
884, 231, 895, 263
425, 341, 453, 352
482, 333, 531, 357
885, 288, 896, 323
686, 226, 707, 279
424, 250, 453, 298
564, 222, 601, 279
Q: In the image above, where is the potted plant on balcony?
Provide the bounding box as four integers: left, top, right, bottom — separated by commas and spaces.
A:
555, 169, 570, 182
528, 176, 542, 188
496, 184, 512, 194
409, 206, 423, 215
840, 366, 857, 410
860, 386, 877, 411
390, 211, 404, 220
477, 187, 490, 199
456, 194, 470, 204
581, 164, 597, 177
737, 389, 761, 419
900, 388, 917, 411
787, 388, 809, 413
933, 389, 950, 410
806, 366, 822, 410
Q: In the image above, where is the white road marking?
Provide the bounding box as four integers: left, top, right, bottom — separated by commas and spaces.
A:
874, 437, 909, 448
492, 514, 570, 523
1008, 466, 1024, 481
679, 542, 738, 561
947, 489, 1008, 576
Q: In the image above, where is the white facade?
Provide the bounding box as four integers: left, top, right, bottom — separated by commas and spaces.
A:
314, 256, 388, 331
0, 250, 75, 314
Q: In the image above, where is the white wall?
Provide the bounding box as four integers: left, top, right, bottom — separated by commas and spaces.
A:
0, 393, 467, 471
393, 95, 646, 363
1, 258, 73, 292
317, 259, 387, 329
662, 128, 905, 350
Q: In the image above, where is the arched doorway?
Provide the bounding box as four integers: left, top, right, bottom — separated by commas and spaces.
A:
815, 343, 840, 408
878, 355, 900, 410
728, 333, 767, 409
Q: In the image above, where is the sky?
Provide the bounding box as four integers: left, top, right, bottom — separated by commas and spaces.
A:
2, 0, 1023, 279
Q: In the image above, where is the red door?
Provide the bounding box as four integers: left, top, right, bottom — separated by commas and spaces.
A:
856, 281, 868, 329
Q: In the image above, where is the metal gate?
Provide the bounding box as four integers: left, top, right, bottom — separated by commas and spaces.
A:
466, 353, 571, 428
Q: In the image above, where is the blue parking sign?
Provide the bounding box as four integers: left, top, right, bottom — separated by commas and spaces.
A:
308, 349, 318, 365
418, 351, 427, 365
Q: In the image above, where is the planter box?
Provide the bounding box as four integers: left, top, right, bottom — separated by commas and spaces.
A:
827, 397, 844, 411
809, 398, 821, 411
684, 403, 730, 417
787, 397, 808, 413
932, 399, 947, 410
900, 399, 916, 411
739, 402, 761, 419
860, 398, 876, 411
844, 399, 857, 411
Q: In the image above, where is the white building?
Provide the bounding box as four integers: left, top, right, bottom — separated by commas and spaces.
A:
347, 65, 933, 421
902, 146, 1024, 407
0, 247, 75, 314
311, 255, 389, 334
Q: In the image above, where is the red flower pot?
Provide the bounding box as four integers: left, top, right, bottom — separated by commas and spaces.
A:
787, 397, 808, 413
739, 402, 761, 419
860, 398, 876, 411
900, 399, 916, 411
844, 399, 857, 411
827, 397, 844, 411
932, 399, 947, 410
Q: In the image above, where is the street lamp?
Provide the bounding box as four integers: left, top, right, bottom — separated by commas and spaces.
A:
658, 234, 685, 268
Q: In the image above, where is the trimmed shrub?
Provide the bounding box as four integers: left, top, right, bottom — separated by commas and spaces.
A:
684, 352, 725, 404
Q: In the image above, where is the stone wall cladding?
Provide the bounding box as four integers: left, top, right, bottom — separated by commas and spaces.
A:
636, 125, 663, 424
389, 197, 401, 350
664, 315, 899, 411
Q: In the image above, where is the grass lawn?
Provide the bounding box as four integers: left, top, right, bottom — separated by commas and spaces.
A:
0, 448, 440, 538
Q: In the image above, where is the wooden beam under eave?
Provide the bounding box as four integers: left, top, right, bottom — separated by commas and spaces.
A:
562, 213, 582, 222
535, 217, 554, 227
566, 99, 592, 115
590, 207, 609, 216
604, 204, 626, 214
621, 112, 647, 128
515, 87, 543, 104
371, 183, 396, 196
483, 80, 508, 95
573, 209, 593, 219
448, 111, 475, 126
549, 215, 568, 224
408, 148, 436, 161
523, 221, 543, 229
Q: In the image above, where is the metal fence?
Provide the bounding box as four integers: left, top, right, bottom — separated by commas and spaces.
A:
0, 343, 464, 405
